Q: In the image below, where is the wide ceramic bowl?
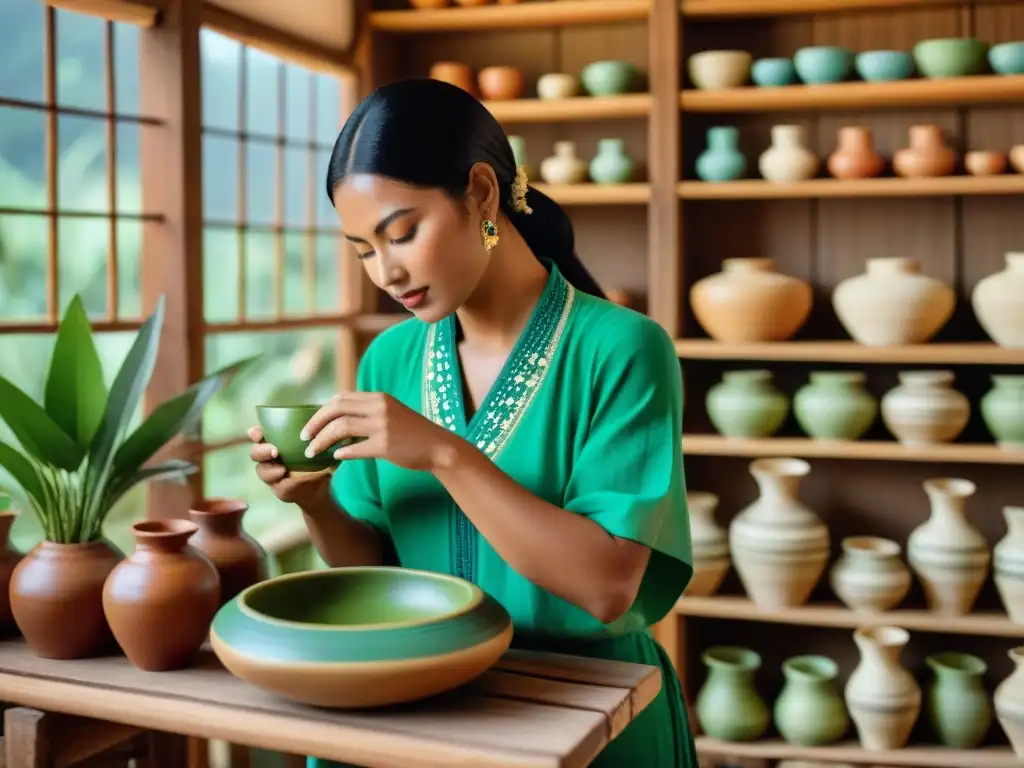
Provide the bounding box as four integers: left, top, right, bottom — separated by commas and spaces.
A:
256, 404, 348, 473
989, 42, 1024, 75
580, 60, 639, 96
855, 50, 914, 82
794, 46, 854, 84
751, 57, 796, 87
913, 38, 988, 78
210, 567, 514, 708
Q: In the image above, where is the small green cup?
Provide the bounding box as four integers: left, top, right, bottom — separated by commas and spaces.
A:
255, 404, 354, 473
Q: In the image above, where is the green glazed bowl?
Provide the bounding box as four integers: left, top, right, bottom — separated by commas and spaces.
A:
913, 38, 988, 78
255, 404, 347, 472
210, 566, 514, 708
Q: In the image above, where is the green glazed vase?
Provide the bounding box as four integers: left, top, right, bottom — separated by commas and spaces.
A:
255, 404, 355, 472
926, 651, 992, 748
773, 655, 849, 746
981, 375, 1024, 448
794, 371, 877, 440
695, 646, 769, 741
706, 370, 789, 438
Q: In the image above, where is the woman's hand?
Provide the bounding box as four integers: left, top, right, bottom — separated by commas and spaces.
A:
248, 426, 333, 508
301, 392, 457, 472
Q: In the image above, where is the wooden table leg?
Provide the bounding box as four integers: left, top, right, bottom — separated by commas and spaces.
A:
4, 707, 49, 768
4, 707, 143, 768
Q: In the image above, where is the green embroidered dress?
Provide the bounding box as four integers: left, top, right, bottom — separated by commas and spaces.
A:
310, 264, 697, 767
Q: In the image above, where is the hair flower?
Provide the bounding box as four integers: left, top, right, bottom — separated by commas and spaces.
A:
512, 166, 533, 214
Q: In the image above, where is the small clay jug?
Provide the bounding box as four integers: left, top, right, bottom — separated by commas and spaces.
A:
827, 126, 884, 180
893, 124, 956, 178
759, 124, 820, 182
539, 141, 588, 185
103, 520, 221, 671
0, 505, 22, 634
189, 498, 269, 604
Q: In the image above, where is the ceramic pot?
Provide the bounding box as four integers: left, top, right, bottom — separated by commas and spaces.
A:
893, 124, 956, 178
189, 498, 269, 605
428, 62, 475, 95
751, 57, 796, 87
695, 646, 769, 741
973, 252, 1024, 348
845, 626, 921, 751
10, 540, 122, 659
690, 257, 812, 343
688, 50, 752, 90
256, 404, 345, 472
729, 458, 829, 609
925, 652, 991, 749
478, 66, 524, 100
996, 507, 1024, 623
696, 126, 746, 182
507, 135, 531, 178
965, 150, 1007, 176
1012, 145, 1024, 173
589, 139, 634, 185
580, 60, 638, 96
794, 45, 854, 84
827, 126, 884, 180
832, 257, 955, 347
539, 141, 588, 185
104, 520, 221, 671
0, 509, 22, 634
536, 73, 577, 100
881, 371, 969, 446
794, 371, 877, 441
774, 655, 849, 746
981, 375, 1024, 447
829, 536, 910, 613
759, 125, 820, 183
706, 369, 789, 438
995, 646, 1024, 757
684, 491, 729, 597
908, 478, 990, 616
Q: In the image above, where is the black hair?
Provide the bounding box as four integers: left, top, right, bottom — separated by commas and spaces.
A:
324, 77, 606, 299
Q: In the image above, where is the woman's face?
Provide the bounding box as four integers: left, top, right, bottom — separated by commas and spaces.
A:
332, 168, 497, 324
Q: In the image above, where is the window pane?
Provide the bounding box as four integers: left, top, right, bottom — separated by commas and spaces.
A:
116, 219, 142, 319
200, 28, 241, 131
0, 106, 46, 210
116, 121, 141, 214
284, 145, 308, 227
315, 148, 335, 227
315, 236, 341, 314
245, 48, 280, 137
315, 74, 341, 145
244, 231, 276, 320
58, 115, 107, 213
58, 216, 108, 317
0, 2, 44, 103
284, 65, 311, 143
55, 9, 106, 113
203, 227, 240, 323
113, 23, 140, 115
283, 232, 308, 316
245, 142, 276, 226
203, 135, 239, 222
0, 214, 47, 320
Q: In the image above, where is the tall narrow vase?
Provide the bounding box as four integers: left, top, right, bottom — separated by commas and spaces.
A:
695, 646, 770, 741
845, 626, 921, 750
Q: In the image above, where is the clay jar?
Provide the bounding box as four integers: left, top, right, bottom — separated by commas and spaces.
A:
965, 150, 1007, 176
973, 252, 1024, 348
189, 499, 269, 605
759, 124, 820, 182
845, 626, 921, 751
705, 369, 789, 438
103, 520, 221, 671
478, 66, 525, 100
881, 370, 970, 446
690, 257, 812, 343
829, 536, 911, 613
695, 646, 769, 741
773, 655, 849, 746
539, 141, 588, 185
926, 652, 992, 749
685, 491, 730, 598
10, 540, 122, 659
996, 646, 1024, 757
428, 62, 475, 96
794, 371, 877, 441
0, 509, 22, 635
893, 124, 956, 178
827, 126, 884, 179
995, 507, 1024, 623
981, 375, 1024, 447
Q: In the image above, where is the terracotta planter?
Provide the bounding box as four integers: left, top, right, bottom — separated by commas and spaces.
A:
104, 520, 221, 671
10, 540, 122, 659
827, 126, 884, 180
189, 498, 269, 605
478, 66, 525, 100
893, 124, 956, 178
0, 510, 22, 635
428, 62, 476, 96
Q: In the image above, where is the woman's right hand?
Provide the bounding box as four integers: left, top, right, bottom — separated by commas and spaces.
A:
248, 426, 332, 508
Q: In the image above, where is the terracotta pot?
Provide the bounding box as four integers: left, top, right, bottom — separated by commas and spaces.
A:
428, 62, 476, 96
893, 124, 956, 178
965, 150, 1007, 176
0, 510, 22, 635
827, 126, 884, 180
189, 498, 269, 605
10, 540, 122, 659
478, 66, 525, 100
104, 520, 221, 671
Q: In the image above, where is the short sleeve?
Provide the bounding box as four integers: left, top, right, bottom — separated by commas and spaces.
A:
563, 318, 692, 626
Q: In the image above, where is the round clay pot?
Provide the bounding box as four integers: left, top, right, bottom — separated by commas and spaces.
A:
0, 510, 22, 635
827, 126, 884, 180
893, 124, 956, 178
10, 540, 122, 659
428, 62, 476, 96
881, 370, 970, 446
1011, 145, 1024, 173
688, 50, 752, 90
965, 150, 1007, 176
104, 520, 221, 671
478, 66, 525, 100
189, 498, 269, 605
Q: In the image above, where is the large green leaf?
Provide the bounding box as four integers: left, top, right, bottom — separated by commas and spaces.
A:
45, 295, 107, 449
0, 376, 84, 471
0, 440, 46, 505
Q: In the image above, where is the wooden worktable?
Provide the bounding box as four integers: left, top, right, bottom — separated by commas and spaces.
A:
0, 640, 661, 768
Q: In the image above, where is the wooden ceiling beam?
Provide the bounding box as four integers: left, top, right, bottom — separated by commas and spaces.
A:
42, 0, 167, 27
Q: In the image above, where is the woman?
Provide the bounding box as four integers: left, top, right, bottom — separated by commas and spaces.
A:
248, 77, 697, 767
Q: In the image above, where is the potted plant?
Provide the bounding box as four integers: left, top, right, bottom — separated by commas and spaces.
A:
0, 295, 256, 659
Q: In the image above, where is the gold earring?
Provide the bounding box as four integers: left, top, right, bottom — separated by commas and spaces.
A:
481, 219, 499, 251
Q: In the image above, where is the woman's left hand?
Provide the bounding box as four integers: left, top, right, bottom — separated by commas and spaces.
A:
300, 392, 455, 472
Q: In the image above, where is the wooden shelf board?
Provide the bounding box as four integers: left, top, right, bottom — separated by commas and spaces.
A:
681, 75, 1024, 112
695, 738, 1017, 767
369, 0, 649, 32
673, 338, 1024, 364
484, 94, 651, 123
681, 434, 1024, 464
532, 182, 650, 204
675, 596, 1024, 638
681, 0, 1002, 18
678, 175, 1024, 199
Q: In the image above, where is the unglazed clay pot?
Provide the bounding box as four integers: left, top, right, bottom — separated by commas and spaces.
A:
829, 536, 910, 613
832, 258, 955, 347
189, 498, 269, 605
478, 66, 525, 100
759, 124, 820, 182
10, 540, 122, 659
845, 626, 921, 751
0, 509, 22, 635
539, 141, 588, 185
973, 252, 1024, 348
690, 257, 812, 343
996, 646, 1024, 757
827, 126, 884, 180
684, 491, 729, 598
880, 370, 970, 446
103, 520, 221, 671
996, 507, 1024, 623
428, 62, 475, 95
893, 124, 956, 178
965, 150, 1007, 176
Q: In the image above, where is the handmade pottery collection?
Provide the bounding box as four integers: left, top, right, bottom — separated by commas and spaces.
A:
705, 370, 788, 438
534, 139, 638, 185
427, 59, 642, 100
684, 491, 730, 597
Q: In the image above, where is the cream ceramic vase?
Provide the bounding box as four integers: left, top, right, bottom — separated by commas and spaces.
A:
908, 478, 990, 616
536, 73, 577, 100
844, 626, 921, 751
832, 258, 955, 346
994, 507, 1024, 623
759, 125, 820, 182
829, 536, 910, 614
729, 458, 830, 609
995, 647, 1024, 757
685, 491, 730, 597
880, 371, 970, 446
539, 141, 588, 185
972, 252, 1024, 348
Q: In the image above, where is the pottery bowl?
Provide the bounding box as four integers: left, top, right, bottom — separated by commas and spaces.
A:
580, 60, 638, 96
536, 72, 578, 100
855, 50, 914, 82
255, 404, 349, 473
210, 567, 514, 708
751, 57, 796, 87
913, 38, 988, 78
794, 46, 854, 84
989, 42, 1024, 75
688, 50, 752, 90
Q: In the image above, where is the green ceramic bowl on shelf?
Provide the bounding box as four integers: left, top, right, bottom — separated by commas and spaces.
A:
913, 38, 988, 78
209, 567, 514, 708
255, 404, 353, 473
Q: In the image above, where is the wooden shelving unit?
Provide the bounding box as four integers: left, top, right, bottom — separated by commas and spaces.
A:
483, 93, 652, 123
694, 738, 1017, 767
678, 175, 1024, 199
681, 0, 1007, 18
369, 0, 650, 32
534, 182, 651, 205
674, 339, 1024, 364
